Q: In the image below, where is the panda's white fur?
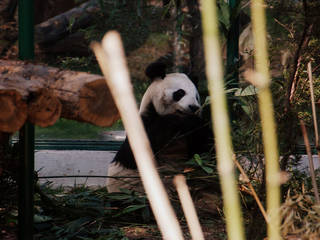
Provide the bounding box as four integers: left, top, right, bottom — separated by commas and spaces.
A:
139, 73, 200, 116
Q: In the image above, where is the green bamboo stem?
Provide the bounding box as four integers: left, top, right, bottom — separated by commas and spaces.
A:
200, 1, 245, 240
250, 1, 281, 239
308, 62, 320, 164
308, 62, 318, 147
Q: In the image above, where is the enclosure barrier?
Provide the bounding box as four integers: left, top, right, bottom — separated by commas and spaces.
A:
18, 0, 35, 239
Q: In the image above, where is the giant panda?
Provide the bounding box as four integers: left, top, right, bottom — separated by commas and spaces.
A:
107, 62, 212, 192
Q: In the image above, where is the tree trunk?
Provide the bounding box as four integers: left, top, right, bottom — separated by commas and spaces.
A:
186, 0, 204, 86
35, 0, 99, 44
0, 60, 119, 133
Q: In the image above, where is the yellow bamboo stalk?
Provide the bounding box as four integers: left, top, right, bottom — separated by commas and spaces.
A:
200, 1, 245, 239
250, 1, 281, 239
91, 31, 184, 240
173, 175, 204, 240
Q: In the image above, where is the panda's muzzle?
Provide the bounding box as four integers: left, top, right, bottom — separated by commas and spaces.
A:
189, 104, 200, 113
176, 105, 201, 116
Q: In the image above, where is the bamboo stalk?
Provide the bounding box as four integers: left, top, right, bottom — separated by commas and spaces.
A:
91, 31, 184, 240
200, 1, 245, 239
307, 62, 320, 165
300, 120, 320, 204
173, 175, 204, 240
250, 1, 281, 239
233, 155, 269, 222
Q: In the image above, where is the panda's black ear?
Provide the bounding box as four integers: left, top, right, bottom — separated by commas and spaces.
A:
188, 73, 199, 88
145, 62, 166, 80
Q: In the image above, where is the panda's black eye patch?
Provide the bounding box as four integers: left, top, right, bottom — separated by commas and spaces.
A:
173, 89, 186, 102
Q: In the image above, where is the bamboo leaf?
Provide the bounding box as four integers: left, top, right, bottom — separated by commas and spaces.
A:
235, 85, 258, 96
201, 166, 214, 174
194, 154, 203, 166
34, 214, 52, 223
113, 204, 147, 217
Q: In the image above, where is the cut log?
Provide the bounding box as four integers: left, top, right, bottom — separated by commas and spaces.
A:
0, 59, 119, 133
52, 73, 120, 127
79, 80, 119, 126
28, 89, 62, 127
0, 89, 27, 132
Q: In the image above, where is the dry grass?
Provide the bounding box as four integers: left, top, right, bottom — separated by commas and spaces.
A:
127, 33, 171, 82
280, 192, 320, 239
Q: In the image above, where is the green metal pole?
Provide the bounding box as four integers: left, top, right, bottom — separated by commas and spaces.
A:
226, 0, 239, 122
18, 0, 34, 60
226, 0, 239, 86
18, 0, 34, 240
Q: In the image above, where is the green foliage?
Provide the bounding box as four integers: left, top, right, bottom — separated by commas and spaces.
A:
58, 56, 101, 74
203, 83, 262, 155
35, 118, 123, 139
217, 0, 241, 40
34, 184, 153, 240
187, 154, 214, 174
291, 69, 320, 126
217, 0, 230, 37
182, 152, 220, 189
130, 80, 148, 104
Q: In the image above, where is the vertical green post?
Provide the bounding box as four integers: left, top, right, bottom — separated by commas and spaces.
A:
226, 0, 239, 86
18, 0, 34, 240
18, 0, 34, 60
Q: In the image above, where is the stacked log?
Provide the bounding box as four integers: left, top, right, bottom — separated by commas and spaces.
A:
0, 59, 120, 132
35, 0, 99, 56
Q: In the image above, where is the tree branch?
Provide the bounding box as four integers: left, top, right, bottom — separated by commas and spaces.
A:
286, 0, 313, 108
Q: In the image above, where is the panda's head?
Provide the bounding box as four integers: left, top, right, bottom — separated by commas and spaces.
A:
139, 62, 201, 117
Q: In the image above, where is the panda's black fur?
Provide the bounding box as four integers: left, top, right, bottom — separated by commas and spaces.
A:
145, 62, 167, 80
112, 62, 212, 169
